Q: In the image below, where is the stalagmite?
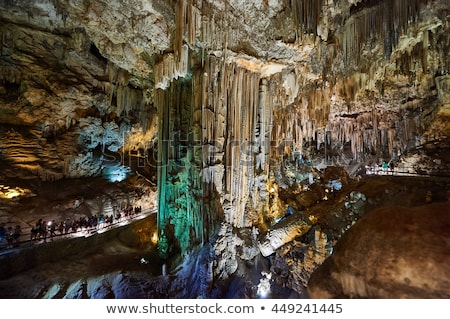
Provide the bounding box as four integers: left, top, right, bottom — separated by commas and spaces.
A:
259, 213, 312, 257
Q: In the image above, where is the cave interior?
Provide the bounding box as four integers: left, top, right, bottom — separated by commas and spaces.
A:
0, 0, 449, 299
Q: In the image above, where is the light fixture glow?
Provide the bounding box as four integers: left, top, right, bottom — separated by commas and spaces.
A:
102, 166, 131, 183
0, 185, 29, 199
5, 190, 20, 198
151, 232, 158, 244
257, 272, 272, 299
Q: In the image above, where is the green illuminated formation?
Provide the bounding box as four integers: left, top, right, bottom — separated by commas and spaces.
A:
156, 63, 221, 259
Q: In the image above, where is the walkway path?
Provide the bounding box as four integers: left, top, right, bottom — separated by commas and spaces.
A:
0, 206, 157, 256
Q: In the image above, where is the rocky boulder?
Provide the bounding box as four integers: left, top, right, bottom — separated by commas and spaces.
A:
307, 202, 450, 298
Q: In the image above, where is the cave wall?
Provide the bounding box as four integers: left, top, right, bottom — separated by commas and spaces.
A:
0, 0, 157, 180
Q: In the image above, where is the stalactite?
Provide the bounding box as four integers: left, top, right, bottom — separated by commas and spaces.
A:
198, 55, 280, 226
0, 65, 22, 83
257, 78, 273, 171
107, 62, 129, 86
198, 2, 225, 52
104, 62, 145, 115
154, 44, 189, 89
269, 79, 333, 162
290, 0, 324, 36
174, 0, 185, 58
422, 30, 429, 72
115, 86, 143, 116
325, 99, 434, 161
174, 0, 201, 55
342, 0, 423, 65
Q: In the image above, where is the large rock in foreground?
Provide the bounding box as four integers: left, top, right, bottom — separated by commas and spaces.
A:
307, 202, 450, 298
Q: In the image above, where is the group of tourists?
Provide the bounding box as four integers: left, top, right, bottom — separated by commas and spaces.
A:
0, 205, 144, 250
365, 160, 396, 175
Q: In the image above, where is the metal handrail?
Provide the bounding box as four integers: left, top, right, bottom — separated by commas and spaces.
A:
364, 164, 445, 177
0, 207, 157, 253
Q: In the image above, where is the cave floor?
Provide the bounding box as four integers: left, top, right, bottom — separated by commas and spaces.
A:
0, 170, 449, 298
0, 237, 162, 298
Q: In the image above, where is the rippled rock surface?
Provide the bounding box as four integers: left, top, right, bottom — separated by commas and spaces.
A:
308, 202, 450, 298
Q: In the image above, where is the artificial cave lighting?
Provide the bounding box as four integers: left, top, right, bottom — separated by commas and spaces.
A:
308, 215, 318, 224
327, 180, 342, 190
0, 185, 30, 199
102, 165, 132, 183
4, 189, 20, 199
151, 232, 158, 245
256, 272, 272, 299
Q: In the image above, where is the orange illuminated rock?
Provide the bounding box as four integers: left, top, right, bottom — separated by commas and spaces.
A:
307, 202, 450, 298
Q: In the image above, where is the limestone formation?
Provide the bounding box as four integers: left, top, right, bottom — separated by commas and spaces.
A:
0, 0, 449, 298
307, 202, 450, 298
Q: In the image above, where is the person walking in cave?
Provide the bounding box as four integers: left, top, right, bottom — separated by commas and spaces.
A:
39, 220, 48, 242
57, 221, 64, 235
382, 161, 388, 174
30, 226, 37, 241
13, 224, 21, 245
31, 219, 42, 241
71, 219, 78, 233
5, 226, 14, 249
389, 161, 395, 175
98, 214, 105, 229
64, 219, 71, 234
49, 220, 57, 239
0, 222, 5, 243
